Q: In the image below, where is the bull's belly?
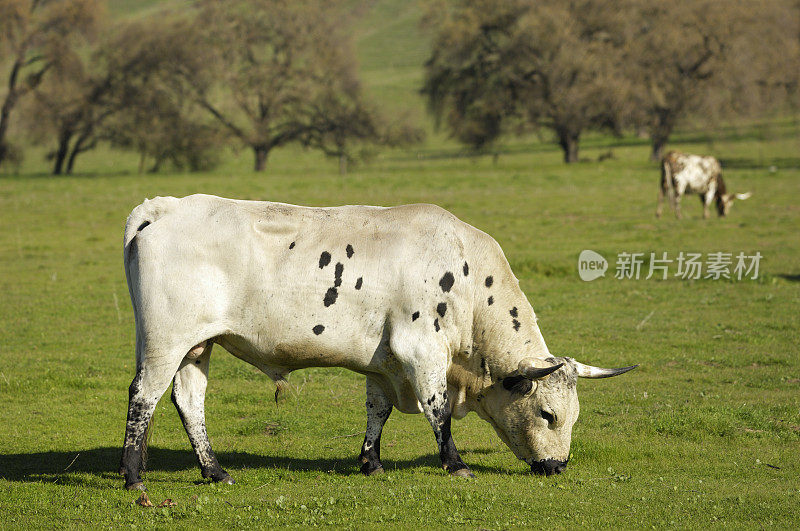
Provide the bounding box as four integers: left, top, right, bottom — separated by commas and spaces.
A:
215, 332, 374, 372
213, 329, 424, 414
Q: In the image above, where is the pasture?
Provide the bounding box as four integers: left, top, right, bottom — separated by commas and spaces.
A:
1, 127, 799, 528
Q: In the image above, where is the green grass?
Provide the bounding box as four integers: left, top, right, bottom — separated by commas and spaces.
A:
1, 1, 799, 528
1, 131, 799, 528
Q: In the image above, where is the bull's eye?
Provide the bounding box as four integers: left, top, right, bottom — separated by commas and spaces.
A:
540, 410, 556, 424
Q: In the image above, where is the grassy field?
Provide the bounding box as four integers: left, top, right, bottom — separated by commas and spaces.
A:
1, 1, 799, 528
1, 127, 799, 528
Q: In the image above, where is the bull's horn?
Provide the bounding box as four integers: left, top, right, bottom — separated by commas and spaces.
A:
573, 361, 638, 379
735, 192, 752, 200
518, 358, 564, 380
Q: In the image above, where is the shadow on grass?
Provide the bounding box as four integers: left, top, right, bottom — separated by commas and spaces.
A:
777, 273, 800, 282
0, 446, 512, 485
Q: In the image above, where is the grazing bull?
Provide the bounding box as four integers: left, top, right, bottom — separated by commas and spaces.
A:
119, 194, 637, 490
656, 151, 751, 219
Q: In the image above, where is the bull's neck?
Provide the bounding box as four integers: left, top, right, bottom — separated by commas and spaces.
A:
448, 272, 551, 413
473, 282, 550, 377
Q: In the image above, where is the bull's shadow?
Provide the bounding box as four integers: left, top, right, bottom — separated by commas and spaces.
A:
0, 446, 510, 485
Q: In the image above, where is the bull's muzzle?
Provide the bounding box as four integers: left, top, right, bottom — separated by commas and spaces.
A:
529, 458, 567, 476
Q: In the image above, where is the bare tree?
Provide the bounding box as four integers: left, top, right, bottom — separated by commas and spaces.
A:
623, 0, 800, 160
0, 0, 102, 168
422, 0, 630, 163
154, 0, 390, 172
26, 46, 115, 174
98, 18, 225, 173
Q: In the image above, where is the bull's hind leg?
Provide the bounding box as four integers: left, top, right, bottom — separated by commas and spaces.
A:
656, 177, 668, 218
171, 344, 234, 485
359, 377, 393, 475
120, 354, 181, 490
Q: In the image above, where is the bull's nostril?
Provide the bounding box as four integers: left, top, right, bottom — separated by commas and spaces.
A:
530, 458, 568, 476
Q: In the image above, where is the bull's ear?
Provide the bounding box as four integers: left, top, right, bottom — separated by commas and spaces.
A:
502, 375, 533, 395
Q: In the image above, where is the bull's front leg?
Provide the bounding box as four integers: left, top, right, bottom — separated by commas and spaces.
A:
171, 347, 233, 485
410, 368, 474, 478
359, 377, 393, 475
673, 193, 683, 219
701, 191, 714, 219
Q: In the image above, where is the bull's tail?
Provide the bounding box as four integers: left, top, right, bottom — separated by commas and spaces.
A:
123, 196, 180, 256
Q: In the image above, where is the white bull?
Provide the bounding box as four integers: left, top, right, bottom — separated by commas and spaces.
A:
119, 194, 636, 490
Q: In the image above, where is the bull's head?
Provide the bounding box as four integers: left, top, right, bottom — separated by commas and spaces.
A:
477, 357, 636, 476
717, 192, 752, 216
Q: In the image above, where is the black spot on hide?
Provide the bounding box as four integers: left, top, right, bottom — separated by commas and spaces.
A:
480, 357, 487, 371
488, 296, 494, 306
510, 307, 518, 318
434, 318, 440, 332
502, 375, 533, 395
412, 311, 420, 321
355, 277, 363, 290
346, 244, 354, 258
485, 276, 493, 288
512, 319, 521, 331
463, 262, 469, 276
312, 325, 325, 335
439, 272, 455, 292
323, 287, 338, 307
136, 221, 150, 232
437, 302, 447, 317
195, 360, 201, 365
289, 241, 295, 249
319, 251, 331, 269
334, 262, 344, 287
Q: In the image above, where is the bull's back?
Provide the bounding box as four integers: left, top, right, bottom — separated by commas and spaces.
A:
127, 195, 476, 370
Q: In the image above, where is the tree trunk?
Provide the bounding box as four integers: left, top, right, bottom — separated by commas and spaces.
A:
557, 129, 580, 163
0, 63, 22, 169
253, 146, 269, 171
52, 130, 72, 175
65, 130, 94, 174
650, 109, 675, 161
339, 154, 347, 175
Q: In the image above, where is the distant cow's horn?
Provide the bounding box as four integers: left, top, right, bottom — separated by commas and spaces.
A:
518, 358, 564, 380
573, 361, 638, 378
735, 192, 752, 200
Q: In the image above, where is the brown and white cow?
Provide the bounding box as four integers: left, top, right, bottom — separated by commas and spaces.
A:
656, 151, 751, 219
119, 195, 637, 490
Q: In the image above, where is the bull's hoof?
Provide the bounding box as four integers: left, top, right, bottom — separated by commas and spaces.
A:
125, 481, 146, 491
360, 462, 384, 476
216, 475, 235, 485
449, 467, 475, 478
